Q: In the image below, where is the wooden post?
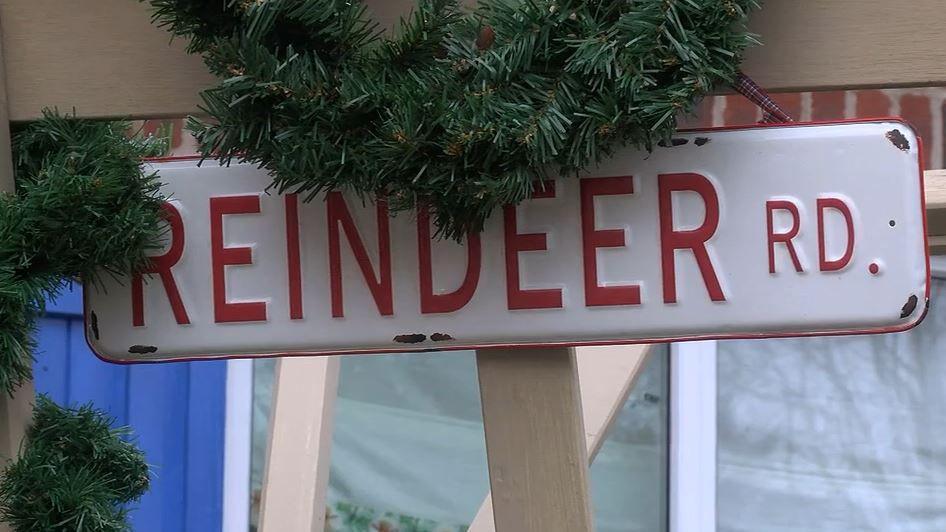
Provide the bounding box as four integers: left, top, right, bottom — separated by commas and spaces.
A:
0, 383, 31, 532
925, 170, 946, 255
0, 385, 31, 465
470, 345, 652, 531
0, 13, 32, 532
259, 357, 340, 532
476, 348, 594, 532
0, 11, 14, 190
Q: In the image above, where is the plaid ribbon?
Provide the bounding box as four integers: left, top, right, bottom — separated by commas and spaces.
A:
731, 71, 794, 123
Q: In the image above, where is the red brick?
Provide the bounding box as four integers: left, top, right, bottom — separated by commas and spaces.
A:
855, 90, 893, 118
900, 94, 932, 168
811, 91, 846, 121
723, 95, 760, 125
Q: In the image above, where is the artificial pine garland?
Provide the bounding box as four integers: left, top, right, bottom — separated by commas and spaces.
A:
0, 112, 166, 395
0, 3, 759, 527
0, 397, 150, 531
146, 0, 759, 238
0, 112, 163, 530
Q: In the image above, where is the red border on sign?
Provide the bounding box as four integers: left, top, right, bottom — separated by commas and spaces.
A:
85, 118, 932, 364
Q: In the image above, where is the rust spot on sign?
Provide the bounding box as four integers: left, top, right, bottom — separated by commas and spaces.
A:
658, 138, 689, 148
694, 137, 711, 146
393, 334, 427, 344
430, 333, 455, 342
128, 345, 158, 355
89, 311, 100, 341
900, 295, 919, 319
886, 129, 911, 151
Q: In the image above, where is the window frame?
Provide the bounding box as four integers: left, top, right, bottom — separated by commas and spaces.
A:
669, 341, 717, 532
223, 359, 254, 531
668, 256, 946, 532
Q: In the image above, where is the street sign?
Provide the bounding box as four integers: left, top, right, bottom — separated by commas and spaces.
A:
85, 120, 930, 363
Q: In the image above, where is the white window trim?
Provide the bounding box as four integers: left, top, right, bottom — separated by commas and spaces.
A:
670, 341, 718, 532
670, 255, 945, 532
223, 359, 254, 532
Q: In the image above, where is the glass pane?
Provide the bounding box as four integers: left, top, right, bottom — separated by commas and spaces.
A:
717, 278, 946, 531
327, 351, 488, 531
249, 347, 669, 532
591, 344, 669, 532
250, 358, 277, 529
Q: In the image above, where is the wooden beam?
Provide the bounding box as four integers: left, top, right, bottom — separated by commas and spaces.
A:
0, 384, 32, 532
0, 10, 12, 190
0, 14, 33, 532
743, 1, 946, 92
468, 345, 652, 532
925, 170, 946, 253
930, 235, 946, 256
0, 0, 213, 121
2, 0, 945, 120
475, 348, 594, 532
926, 170, 946, 255
259, 357, 340, 532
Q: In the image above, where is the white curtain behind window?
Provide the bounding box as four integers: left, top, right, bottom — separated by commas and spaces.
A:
251, 348, 669, 531
717, 278, 946, 532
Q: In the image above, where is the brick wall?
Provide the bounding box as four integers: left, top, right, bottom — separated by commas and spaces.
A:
687, 89, 946, 169
143, 88, 946, 170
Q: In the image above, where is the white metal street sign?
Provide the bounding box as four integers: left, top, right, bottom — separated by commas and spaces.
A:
85, 120, 930, 362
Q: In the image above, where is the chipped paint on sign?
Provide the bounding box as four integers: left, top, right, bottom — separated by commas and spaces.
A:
887, 129, 912, 151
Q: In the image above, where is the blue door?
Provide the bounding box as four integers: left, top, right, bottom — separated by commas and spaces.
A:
35, 285, 227, 531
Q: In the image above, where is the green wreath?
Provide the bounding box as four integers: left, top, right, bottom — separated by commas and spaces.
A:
0, 2, 759, 528
149, 0, 759, 238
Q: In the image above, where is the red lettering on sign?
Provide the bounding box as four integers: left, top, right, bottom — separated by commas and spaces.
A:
132, 202, 190, 327
658, 173, 725, 303
211, 195, 268, 323
285, 194, 303, 319
328, 193, 393, 317
766, 200, 804, 274
503, 181, 563, 310
417, 208, 482, 313
817, 197, 855, 272
580, 176, 641, 306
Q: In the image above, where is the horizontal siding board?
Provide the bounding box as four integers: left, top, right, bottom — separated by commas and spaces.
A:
2, 0, 945, 120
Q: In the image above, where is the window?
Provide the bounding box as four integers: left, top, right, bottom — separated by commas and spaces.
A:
243, 257, 946, 532
671, 257, 946, 532
248, 348, 670, 531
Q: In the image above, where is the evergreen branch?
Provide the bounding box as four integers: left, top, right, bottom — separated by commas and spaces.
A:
144, 0, 760, 238
0, 110, 163, 532
0, 111, 166, 395
0, 396, 150, 532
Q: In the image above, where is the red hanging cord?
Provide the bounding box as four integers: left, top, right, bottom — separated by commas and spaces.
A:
731, 71, 794, 123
